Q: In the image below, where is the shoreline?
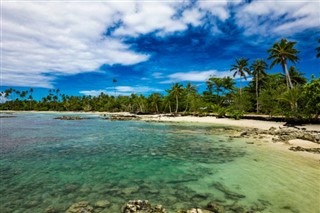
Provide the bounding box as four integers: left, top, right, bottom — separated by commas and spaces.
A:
139, 115, 320, 160
2, 110, 320, 160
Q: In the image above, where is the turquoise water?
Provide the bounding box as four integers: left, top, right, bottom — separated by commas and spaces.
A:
0, 113, 319, 213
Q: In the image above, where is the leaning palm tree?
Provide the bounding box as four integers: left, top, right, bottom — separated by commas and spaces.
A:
267, 38, 299, 89
169, 83, 183, 113
230, 58, 250, 96
286, 66, 307, 86
250, 59, 268, 113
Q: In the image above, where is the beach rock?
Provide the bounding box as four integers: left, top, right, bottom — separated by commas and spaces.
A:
45, 207, 59, 213
94, 200, 110, 208
207, 202, 224, 213
122, 186, 140, 195
122, 200, 151, 213
55, 116, 87, 120
65, 201, 93, 213
297, 132, 318, 143
122, 200, 166, 213
176, 208, 212, 213
109, 115, 141, 121
269, 127, 277, 131
240, 131, 248, 137
212, 182, 245, 200
289, 146, 320, 154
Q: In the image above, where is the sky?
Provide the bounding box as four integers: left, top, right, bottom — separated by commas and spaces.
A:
1, 0, 320, 100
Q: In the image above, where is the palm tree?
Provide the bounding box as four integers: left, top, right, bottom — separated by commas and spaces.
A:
286, 66, 307, 86
267, 38, 299, 89
250, 59, 268, 113
184, 82, 197, 112
169, 83, 183, 113
149, 93, 162, 113
112, 78, 117, 96
230, 58, 250, 96
29, 88, 33, 110
162, 95, 172, 113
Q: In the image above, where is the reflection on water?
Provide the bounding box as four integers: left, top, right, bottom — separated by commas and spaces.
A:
0, 113, 319, 213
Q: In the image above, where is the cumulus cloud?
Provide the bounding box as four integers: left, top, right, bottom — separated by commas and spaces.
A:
113, 2, 187, 37
236, 0, 320, 36
160, 70, 231, 84
2, 2, 149, 88
80, 85, 162, 96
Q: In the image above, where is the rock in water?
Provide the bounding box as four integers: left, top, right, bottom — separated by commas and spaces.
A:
55, 116, 87, 120
122, 200, 166, 213
94, 200, 111, 208
207, 202, 224, 213
65, 201, 93, 213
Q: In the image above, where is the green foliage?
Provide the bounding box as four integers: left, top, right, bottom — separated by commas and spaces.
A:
278, 86, 303, 119
302, 77, 320, 118
211, 104, 226, 118
228, 110, 244, 120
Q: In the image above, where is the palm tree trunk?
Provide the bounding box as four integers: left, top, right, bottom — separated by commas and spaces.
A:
256, 73, 259, 113
184, 102, 188, 113
175, 95, 179, 113
282, 58, 293, 89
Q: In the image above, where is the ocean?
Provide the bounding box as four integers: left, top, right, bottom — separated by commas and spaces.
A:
0, 113, 319, 213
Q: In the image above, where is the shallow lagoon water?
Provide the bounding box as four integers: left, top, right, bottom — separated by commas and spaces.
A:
0, 113, 319, 213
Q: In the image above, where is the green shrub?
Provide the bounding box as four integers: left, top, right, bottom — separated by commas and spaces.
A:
228, 110, 244, 120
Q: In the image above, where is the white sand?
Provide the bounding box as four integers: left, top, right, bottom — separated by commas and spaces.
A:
140, 115, 287, 130
288, 139, 320, 149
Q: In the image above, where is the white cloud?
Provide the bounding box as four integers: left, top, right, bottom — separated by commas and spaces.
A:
80, 85, 162, 96
1, 2, 149, 88
160, 70, 231, 84
152, 72, 164, 79
113, 2, 188, 37
181, 8, 203, 27
236, 1, 320, 36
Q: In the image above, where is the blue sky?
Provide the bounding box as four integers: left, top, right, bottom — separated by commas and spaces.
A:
1, 0, 319, 100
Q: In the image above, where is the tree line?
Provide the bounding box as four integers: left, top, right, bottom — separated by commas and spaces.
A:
1, 38, 319, 121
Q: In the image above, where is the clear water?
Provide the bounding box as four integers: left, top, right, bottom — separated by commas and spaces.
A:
0, 113, 319, 213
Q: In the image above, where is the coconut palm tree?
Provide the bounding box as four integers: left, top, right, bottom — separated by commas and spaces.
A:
29, 88, 33, 110
230, 58, 250, 96
112, 78, 117, 96
184, 82, 197, 112
169, 83, 183, 113
267, 38, 299, 89
250, 59, 268, 113
286, 66, 307, 86
149, 93, 162, 113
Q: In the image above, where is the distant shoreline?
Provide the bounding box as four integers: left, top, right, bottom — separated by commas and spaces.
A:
1, 110, 319, 130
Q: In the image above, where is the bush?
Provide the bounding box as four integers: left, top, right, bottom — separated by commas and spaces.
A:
228, 110, 244, 120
